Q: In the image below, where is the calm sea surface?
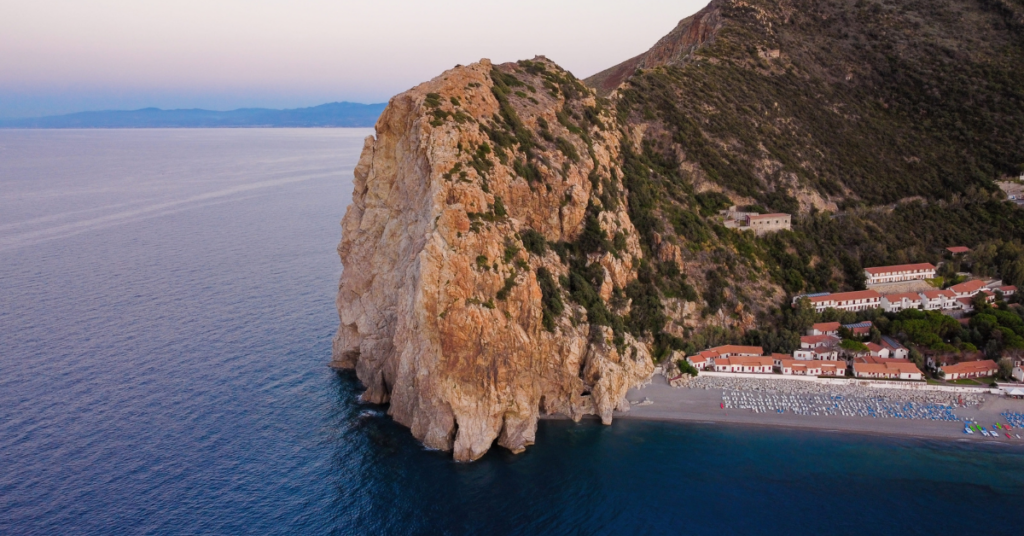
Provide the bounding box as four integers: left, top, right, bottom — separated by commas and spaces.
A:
1, 129, 1022, 536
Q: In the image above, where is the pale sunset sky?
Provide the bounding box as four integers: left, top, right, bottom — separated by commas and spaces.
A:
0, 0, 707, 117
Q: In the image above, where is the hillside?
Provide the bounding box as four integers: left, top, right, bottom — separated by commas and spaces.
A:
0, 102, 386, 128
579, 0, 1024, 349
331, 0, 1024, 459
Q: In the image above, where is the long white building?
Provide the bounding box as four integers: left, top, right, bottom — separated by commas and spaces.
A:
863, 263, 935, 285
802, 290, 883, 313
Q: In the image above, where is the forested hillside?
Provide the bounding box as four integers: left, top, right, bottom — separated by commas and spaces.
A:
579, 0, 1024, 351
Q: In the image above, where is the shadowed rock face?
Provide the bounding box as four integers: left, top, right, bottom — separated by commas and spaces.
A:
332, 58, 652, 461
586, 1, 724, 96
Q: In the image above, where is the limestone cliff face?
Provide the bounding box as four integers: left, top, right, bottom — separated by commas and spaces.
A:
332, 58, 653, 461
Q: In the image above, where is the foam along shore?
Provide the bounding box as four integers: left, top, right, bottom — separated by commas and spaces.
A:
617, 374, 1024, 442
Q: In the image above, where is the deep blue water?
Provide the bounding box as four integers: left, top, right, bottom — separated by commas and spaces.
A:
1, 129, 1022, 536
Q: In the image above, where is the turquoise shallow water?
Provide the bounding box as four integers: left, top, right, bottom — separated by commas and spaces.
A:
1, 129, 1022, 535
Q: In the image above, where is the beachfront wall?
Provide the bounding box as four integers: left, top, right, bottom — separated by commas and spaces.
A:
863, 263, 936, 285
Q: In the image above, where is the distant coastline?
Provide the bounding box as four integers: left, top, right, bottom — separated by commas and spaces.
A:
0, 102, 386, 129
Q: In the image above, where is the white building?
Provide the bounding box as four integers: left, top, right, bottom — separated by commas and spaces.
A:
713, 356, 775, 374
882, 292, 923, 313
920, 289, 956, 310
808, 322, 840, 336
802, 290, 883, 313
864, 263, 936, 285
880, 336, 909, 360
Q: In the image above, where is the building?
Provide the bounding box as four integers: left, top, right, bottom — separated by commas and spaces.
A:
863, 263, 936, 285
808, 322, 840, 336
864, 342, 890, 358
998, 285, 1017, 297
946, 246, 970, 255
713, 356, 776, 373
686, 345, 764, 370
939, 359, 998, 380
852, 360, 923, 380
949, 279, 987, 299
744, 213, 791, 235
777, 359, 847, 377
880, 336, 909, 360
843, 321, 873, 337
707, 345, 764, 358
794, 335, 841, 360
882, 292, 923, 313
1013, 363, 1024, 383
800, 335, 840, 349
686, 353, 712, 371
921, 289, 956, 311
793, 346, 841, 360
803, 290, 883, 313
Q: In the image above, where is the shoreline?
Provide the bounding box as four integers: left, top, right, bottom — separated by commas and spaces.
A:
593, 375, 1024, 445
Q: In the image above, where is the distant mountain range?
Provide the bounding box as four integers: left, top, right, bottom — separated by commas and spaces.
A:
0, 102, 387, 128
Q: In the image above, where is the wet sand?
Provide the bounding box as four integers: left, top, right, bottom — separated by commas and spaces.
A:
617, 375, 1024, 444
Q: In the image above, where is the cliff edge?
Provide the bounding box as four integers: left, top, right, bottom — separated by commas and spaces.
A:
332, 58, 653, 461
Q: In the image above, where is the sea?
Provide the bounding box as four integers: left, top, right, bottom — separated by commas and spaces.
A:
1, 129, 1022, 536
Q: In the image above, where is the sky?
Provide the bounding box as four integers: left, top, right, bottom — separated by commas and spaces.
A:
0, 0, 708, 118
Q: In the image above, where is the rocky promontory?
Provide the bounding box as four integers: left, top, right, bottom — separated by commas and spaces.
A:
332, 58, 653, 461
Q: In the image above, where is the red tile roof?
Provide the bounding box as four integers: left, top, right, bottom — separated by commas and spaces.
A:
801, 334, 839, 345
812, 322, 840, 332
864, 263, 936, 275
707, 345, 764, 356
949, 279, 986, 294
864, 342, 884, 353
946, 246, 970, 254
940, 360, 998, 375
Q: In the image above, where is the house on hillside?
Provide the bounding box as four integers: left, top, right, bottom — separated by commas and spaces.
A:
880, 336, 909, 360
744, 213, 791, 235
808, 322, 840, 336
949, 279, 987, 299
882, 292, 923, 313
921, 289, 957, 310
794, 334, 841, 360
799, 290, 883, 313
843, 321, 873, 337
864, 342, 890, 358
863, 263, 936, 285
946, 246, 970, 256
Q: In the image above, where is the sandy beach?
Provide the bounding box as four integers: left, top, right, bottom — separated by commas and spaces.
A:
617, 375, 1024, 444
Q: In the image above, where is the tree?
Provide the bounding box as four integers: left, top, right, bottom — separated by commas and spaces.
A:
998, 357, 1014, 380
869, 326, 882, 344
840, 339, 869, 352
971, 292, 990, 311
909, 347, 924, 368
